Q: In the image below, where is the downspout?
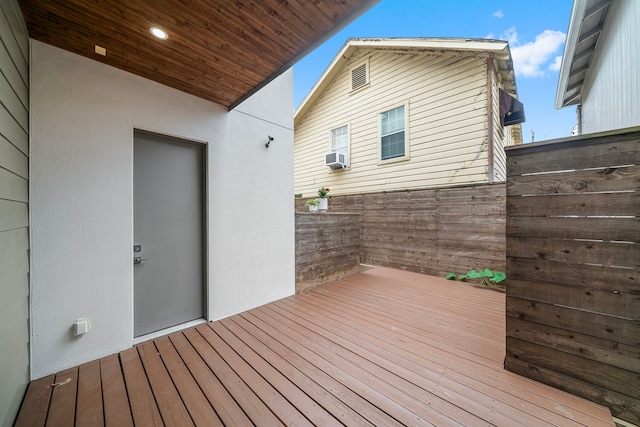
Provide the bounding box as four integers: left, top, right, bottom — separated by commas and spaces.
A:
486, 55, 495, 183
576, 104, 583, 135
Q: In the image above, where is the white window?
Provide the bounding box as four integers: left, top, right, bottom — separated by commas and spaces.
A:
380, 105, 406, 160
350, 60, 369, 92
331, 125, 349, 160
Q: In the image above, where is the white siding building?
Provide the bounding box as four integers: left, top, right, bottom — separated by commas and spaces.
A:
556, 0, 640, 134
294, 38, 523, 198
0, 1, 29, 423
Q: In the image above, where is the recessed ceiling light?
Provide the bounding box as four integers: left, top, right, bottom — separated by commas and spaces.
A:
150, 27, 168, 40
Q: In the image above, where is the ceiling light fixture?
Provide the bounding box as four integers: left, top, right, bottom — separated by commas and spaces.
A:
150, 26, 168, 40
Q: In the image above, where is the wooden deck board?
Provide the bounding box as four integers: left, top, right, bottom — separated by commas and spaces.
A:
17, 267, 615, 426
117, 349, 157, 427
208, 321, 341, 426
168, 332, 254, 426
100, 354, 134, 427
154, 336, 224, 426
183, 327, 283, 426
45, 367, 78, 427
219, 316, 376, 426
252, 305, 441, 426
76, 360, 103, 427
239, 310, 404, 427
14, 374, 54, 427
137, 341, 194, 426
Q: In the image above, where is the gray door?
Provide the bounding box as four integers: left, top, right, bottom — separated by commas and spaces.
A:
133, 131, 205, 337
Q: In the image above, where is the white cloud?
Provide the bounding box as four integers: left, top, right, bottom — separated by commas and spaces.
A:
507, 28, 566, 78
502, 27, 519, 45
549, 55, 563, 71
485, 33, 495, 39
493, 10, 504, 18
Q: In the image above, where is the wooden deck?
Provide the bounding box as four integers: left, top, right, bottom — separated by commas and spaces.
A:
16, 267, 614, 426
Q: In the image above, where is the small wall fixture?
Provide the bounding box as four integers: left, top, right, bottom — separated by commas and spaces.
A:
73, 318, 91, 336
150, 26, 169, 40
265, 135, 274, 148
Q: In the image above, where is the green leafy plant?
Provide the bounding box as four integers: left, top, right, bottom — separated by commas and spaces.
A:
446, 268, 506, 289
305, 199, 320, 206
317, 187, 331, 198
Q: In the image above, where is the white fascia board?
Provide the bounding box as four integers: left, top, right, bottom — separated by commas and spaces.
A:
348, 38, 508, 53
556, 0, 588, 109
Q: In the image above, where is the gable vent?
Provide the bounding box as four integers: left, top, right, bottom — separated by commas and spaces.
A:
351, 63, 367, 91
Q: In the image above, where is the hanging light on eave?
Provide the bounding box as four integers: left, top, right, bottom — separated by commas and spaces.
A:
150, 26, 169, 40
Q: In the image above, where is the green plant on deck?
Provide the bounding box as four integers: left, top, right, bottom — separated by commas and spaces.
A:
305, 199, 320, 206
445, 268, 506, 288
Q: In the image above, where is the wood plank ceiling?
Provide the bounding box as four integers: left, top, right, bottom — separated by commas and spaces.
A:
17, 0, 376, 109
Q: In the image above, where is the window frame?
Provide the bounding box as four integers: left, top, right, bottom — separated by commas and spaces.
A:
329, 123, 350, 168
378, 102, 410, 164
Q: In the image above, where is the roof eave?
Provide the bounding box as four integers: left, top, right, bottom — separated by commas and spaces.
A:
555, 1, 589, 109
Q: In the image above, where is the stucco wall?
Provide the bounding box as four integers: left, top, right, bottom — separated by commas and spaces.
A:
581, 0, 640, 134
30, 40, 295, 378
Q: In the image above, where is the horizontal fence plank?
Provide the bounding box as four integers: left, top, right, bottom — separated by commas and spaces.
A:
507, 165, 640, 196
506, 237, 639, 267
505, 355, 640, 425
506, 316, 640, 373
506, 296, 640, 346
507, 216, 640, 241
507, 277, 638, 320
506, 337, 639, 402
507, 134, 640, 176
507, 192, 639, 217
507, 257, 637, 294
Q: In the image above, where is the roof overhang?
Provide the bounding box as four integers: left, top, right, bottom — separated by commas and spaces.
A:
555, 0, 613, 109
295, 37, 517, 125
17, 0, 378, 110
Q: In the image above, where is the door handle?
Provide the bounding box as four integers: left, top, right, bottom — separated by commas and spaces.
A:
134, 257, 148, 265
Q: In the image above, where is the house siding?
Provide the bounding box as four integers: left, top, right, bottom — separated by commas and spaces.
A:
581, 0, 640, 134
0, 0, 30, 425
295, 49, 493, 197
30, 41, 295, 378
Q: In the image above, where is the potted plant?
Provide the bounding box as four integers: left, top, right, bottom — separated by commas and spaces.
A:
316, 187, 330, 212
305, 199, 320, 213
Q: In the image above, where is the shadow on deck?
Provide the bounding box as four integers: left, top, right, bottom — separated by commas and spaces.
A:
16, 267, 614, 426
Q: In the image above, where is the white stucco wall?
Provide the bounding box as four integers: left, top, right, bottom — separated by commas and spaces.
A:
30, 40, 295, 378
581, 0, 640, 134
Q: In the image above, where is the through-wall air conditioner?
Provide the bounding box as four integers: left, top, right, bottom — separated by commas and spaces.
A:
325, 152, 347, 169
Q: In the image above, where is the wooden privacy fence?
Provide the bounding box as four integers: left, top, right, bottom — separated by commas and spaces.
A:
296, 184, 506, 278
504, 127, 640, 424
295, 213, 361, 292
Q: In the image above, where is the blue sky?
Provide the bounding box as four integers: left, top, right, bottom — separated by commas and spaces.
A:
293, 0, 576, 142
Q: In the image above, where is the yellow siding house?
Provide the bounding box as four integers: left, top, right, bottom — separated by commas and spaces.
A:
294, 38, 524, 197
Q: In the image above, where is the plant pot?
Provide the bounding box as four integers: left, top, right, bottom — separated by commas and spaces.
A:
308, 205, 318, 213
317, 198, 328, 212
